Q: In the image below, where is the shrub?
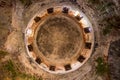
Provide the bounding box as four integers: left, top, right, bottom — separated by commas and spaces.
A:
96, 57, 108, 75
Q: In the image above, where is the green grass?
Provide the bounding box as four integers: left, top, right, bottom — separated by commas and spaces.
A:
1, 59, 42, 80
4, 60, 17, 79
95, 57, 108, 75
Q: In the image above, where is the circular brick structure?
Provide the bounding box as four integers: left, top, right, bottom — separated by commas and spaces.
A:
25, 6, 94, 74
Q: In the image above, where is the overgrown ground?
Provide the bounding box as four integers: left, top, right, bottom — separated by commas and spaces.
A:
0, 50, 43, 80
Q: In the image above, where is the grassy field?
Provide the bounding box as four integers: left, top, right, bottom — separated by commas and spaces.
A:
0, 50, 42, 80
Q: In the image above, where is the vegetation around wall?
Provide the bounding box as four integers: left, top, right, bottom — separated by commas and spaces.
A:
95, 57, 108, 75
87, 0, 120, 35
0, 50, 42, 80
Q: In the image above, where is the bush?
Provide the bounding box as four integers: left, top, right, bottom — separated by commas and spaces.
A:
4, 60, 17, 78
96, 57, 108, 75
